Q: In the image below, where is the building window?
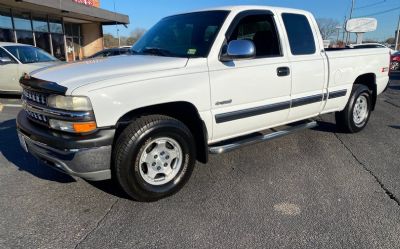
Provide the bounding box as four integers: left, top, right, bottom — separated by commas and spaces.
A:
0, 7, 13, 29
13, 13, 32, 31
49, 19, 63, 34
16, 30, 34, 45
51, 33, 65, 61
35, 32, 51, 54
0, 29, 14, 42
0, 7, 14, 42
33, 16, 49, 32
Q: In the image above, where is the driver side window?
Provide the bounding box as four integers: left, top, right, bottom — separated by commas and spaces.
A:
228, 14, 281, 58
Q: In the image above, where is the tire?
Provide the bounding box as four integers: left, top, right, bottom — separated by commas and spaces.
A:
114, 115, 196, 202
335, 84, 372, 133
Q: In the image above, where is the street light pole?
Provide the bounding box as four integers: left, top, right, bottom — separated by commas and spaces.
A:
346, 0, 356, 44
396, 15, 400, 51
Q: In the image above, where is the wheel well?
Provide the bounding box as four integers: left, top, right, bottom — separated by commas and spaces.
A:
354, 73, 377, 110
115, 102, 209, 164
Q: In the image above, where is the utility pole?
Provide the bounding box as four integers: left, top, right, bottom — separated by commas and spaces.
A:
396, 15, 400, 50
113, 0, 121, 47
346, 0, 356, 44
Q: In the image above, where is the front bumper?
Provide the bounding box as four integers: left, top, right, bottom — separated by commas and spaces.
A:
17, 111, 115, 181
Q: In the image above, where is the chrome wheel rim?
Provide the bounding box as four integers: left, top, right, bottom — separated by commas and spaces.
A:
353, 95, 368, 127
139, 137, 183, 186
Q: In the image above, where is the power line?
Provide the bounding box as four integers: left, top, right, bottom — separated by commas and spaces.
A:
356, 6, 400, 17
354, 0, 386, 10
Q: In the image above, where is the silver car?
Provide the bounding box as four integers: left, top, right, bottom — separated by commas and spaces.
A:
0, 42, 62, 94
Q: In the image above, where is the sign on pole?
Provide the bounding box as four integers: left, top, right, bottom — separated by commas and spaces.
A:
345, 18, 378, 44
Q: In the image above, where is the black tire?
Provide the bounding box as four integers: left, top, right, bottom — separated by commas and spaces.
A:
335, 84, 372, 133
114, 115, 196, 202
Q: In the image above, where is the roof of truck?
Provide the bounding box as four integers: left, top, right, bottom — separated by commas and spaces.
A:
185, 5, 310, 15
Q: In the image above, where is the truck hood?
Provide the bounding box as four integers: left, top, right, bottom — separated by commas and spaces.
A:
30, 55, 188, 92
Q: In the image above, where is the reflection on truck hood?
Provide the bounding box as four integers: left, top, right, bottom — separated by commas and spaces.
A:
30, 55, 189, 92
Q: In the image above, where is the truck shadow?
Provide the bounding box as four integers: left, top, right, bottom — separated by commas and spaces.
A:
87, 180, 130, 199
0, 119, 75, 183
312, 120, 345, 134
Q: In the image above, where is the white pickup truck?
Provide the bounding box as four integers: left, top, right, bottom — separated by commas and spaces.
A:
17, 6, 390, 201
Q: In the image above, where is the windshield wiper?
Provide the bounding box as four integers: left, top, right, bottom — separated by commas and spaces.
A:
141, 47, 172, 57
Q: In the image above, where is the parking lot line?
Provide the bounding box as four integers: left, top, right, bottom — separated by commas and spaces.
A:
0, 103, 22, 110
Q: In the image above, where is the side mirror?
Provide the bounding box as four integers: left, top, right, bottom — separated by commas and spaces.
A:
0, 57, 12, 65
220, 40, 256, 62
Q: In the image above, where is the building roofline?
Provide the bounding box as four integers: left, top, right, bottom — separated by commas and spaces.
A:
0, 0, 129, 25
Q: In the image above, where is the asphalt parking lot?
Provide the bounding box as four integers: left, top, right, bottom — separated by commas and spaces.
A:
1, 81, 400, 249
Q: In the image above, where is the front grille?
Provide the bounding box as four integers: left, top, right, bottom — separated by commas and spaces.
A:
22, 88, 48, 106
22, 88, 50, 126
25, 109, 49, 125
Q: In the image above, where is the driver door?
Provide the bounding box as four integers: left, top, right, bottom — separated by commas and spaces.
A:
208, 11, 291, 142
0, 47, 20, 92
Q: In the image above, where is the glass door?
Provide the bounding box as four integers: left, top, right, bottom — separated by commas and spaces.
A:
66, 37, 74, 62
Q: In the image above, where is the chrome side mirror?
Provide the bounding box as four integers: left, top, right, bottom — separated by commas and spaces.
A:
220, 40, 256, 62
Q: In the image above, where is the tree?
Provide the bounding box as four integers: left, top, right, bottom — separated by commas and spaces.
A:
103, 33, 120, 48
316, 18, 341, 40
386, 37, 396, 44
126, 28, 146, 46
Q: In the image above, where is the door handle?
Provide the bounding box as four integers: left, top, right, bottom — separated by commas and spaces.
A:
277, 67, 290, 77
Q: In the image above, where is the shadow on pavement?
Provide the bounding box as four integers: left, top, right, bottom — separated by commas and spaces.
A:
0, 119, 75, 183
388, 84, 400, 91
87, 180, 131, 200
312, 120, 347, 134
0, 94, 21, 99
389, 125, 400, 130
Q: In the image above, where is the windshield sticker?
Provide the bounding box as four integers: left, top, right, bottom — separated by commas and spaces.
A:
187, 49, 197, 55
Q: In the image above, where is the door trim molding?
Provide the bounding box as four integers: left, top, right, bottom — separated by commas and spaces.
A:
215, 89, 347, 123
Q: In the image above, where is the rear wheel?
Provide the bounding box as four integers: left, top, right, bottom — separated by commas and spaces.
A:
335, 84, 372, 133
114, 115, 196, 202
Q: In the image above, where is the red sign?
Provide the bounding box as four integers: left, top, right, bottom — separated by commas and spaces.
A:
73, 0, 99, 7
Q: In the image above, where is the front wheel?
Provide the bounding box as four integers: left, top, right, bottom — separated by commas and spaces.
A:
335, 84, 372, 133
114, 115, 196, 202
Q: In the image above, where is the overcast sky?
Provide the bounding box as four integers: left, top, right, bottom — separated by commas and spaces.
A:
102, 0, 400, 42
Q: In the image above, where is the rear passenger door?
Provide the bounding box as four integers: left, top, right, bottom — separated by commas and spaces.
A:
281, 13, 327, 121
209, 11, 292, 142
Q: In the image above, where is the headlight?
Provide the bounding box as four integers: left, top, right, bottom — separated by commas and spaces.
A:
47, 95, 92, 111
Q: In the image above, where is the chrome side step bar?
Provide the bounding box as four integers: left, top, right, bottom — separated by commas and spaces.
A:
209, 120, 318, 154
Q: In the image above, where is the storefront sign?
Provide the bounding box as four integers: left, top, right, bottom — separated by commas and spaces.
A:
73, 0, 100, 7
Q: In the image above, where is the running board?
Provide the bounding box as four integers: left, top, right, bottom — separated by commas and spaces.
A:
209, 120, 318, 154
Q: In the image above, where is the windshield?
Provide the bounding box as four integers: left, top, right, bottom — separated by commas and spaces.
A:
5, 45, 58, 64
132, 11, 229, 58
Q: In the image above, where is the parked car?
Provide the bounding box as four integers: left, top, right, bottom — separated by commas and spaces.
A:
348, 43, 396, 54
390, 51, 400, 78
17, 6, 390, 201
390, 52, 400, 71
0, 42, 61, 94
88, 47, 132, 59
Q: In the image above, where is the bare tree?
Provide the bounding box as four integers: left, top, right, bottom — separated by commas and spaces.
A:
126, 28, 146, 46
316, 18, 341, 40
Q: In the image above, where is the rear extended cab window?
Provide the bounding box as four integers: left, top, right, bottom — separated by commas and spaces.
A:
281, 13, 316, 55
